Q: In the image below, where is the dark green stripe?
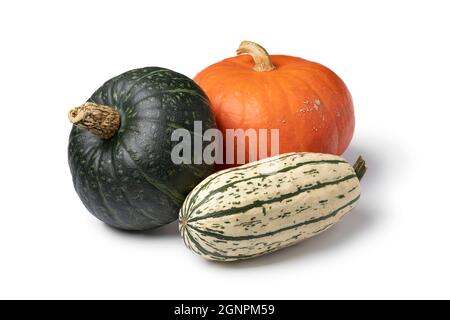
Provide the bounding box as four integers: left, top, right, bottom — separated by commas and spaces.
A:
185, 228, 260, 261
186, 153, 299, 218
188, 159, 347, 216
195, 233, 229, 255
181, 227, 192, 252
188, 195, 360, 241
186, 169, 232, 218
188, 174, 357, 223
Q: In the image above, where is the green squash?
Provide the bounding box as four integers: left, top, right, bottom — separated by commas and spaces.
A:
68, 67, 216, 230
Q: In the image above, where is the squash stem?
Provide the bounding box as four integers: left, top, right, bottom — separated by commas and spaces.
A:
237, 41, 276, 72
353, 156, 367, 181
68, 102, 121, 139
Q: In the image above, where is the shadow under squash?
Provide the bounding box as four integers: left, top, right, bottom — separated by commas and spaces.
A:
209, 199, 377, 269
102, 220, 180, 238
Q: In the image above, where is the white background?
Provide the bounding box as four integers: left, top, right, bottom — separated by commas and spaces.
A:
1, 0, 449, 299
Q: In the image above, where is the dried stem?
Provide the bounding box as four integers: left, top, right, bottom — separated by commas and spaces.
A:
68, 102, 121, 139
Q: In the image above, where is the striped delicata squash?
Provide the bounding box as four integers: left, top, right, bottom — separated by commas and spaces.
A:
179, 152, 367, 261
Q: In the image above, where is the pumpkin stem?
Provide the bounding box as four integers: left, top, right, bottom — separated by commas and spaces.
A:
353, 156, 367, 181
237, 41, 276, 72
68, 102, 121, 139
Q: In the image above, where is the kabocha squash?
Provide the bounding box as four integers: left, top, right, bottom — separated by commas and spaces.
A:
179, 153, 366, 261
194, 41, 355, 167
68, 67, 216, 230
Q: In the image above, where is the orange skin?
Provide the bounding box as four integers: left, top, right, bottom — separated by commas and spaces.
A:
194, 54, 355, 168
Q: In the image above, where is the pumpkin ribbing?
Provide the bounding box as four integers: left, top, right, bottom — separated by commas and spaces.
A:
68, 67, 216, 230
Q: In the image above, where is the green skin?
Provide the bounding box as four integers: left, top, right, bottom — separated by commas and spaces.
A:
68, 67, 216, 230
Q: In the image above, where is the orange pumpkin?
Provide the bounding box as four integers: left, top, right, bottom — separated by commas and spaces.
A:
194, 41, 355, 168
